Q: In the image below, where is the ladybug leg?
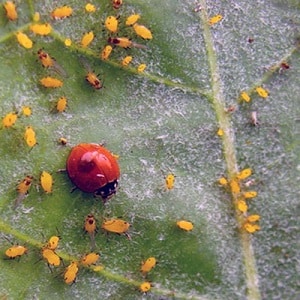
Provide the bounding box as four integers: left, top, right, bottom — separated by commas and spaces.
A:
57, 168, 66, 173
70, 186, 77, 193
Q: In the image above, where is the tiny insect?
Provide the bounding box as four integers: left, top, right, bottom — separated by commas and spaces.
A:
46, 236, 60, 250
21, 106, 31, 116
101, 218, 131, 239
218, 177, 228, 186
81, 31, 94, 48
240, 91, 250, 103
4, 1, 18, 21
84, 214, 97, 250
176, 220, 194, 231
139, 281, 152, 293
37, 49, 66, 77
112, 0, 122, 9
42, 248, 61, 267
85, 3, 96, 13
243, 191, 257, 199
229, 179, 240, 194
58, 137, 67, 145
40, 77, 63, 88
121, 55, 132, 66
137, 64, 146, 72
280, 62, 290, 70
56, 96, 67, 113
108, 37, 146, 49
140, 257, 157, 275
81, 252, 100, 266
243, 222, 260, 233
208, 14, 223, 25
5, 245, 27, 259
16, 32, 33, 49
255, 87, 268, 98
40, 171, 53, 193
132, 23, 153, 40
64, 38, 72, 47
85, 72, 103, 89
101, 45, 113, 60
64, 261, 79, 284
250, 111, 259, 126
24, 126, 37, 148
2, 112, 18, 128
14, 175, 33, 209
165, 173, 175, 190
237, 200, 248, 213
125, 14, 141, 26
30, 23, 52, 36
105, 16, 119, 33
51, 5, 73, 20
33, 12, 40, 22
236, 168, 252, 180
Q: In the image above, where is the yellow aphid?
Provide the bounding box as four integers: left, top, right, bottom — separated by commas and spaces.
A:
81, 31, 94, 48
141, 257, 157, 275
217, 128, 224, 136
208, 14, 223, 25
218, 177, 228, 186
101, 219, 130, 234
165, 173, 175, 190
137, 63, 146, 72
30, 23, 52, 35
247, 214, 260, 222
51, 5, 73, 19
112, 0, 122, 9
105, 16, 119, 33
58, 137, 67, 145
86, 72, 102, 90
240, 91, 251, 102
16, 32, 33, 49
230, 179, 240, 194
37, 49, 55, 68
85, 3, 96, 13
84, 214, 97, 234
5, 245, 27, 259
126, 14, 141, 26
176, 220, 194, 231
17, 175, 33, 195
133, 23, 153, 40
22, 106, 31, 116
108, 37, 146, 49
121, 56, 133, 66
24, 126, 37, 147
56, 96, 67, 113
2, 112, 18, 128
236, 168, 252, 180
40, 77, 63, 88
243, 223, 260, 233
33, 12, 40, 22
255, 87, 268, 98
81, 253, 100, 266
46, 236, 60, 250
4, 1, 18, 21
237, 200, 248, 213
40, 171, 53, 193
243, 191, 257, 199
101, 45, 113, 60
42, 248, 60, 266
139, 281, 152, 293
64, 38, 72, 47
64, 261, 79, 284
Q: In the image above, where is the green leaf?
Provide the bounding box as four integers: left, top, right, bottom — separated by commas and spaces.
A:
0, 0, 299, 299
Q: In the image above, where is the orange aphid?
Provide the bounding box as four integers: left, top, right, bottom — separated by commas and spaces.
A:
40, 77, 63, 88
4, 1, 18, 21
16, 32, 33, 49
30, 23, 52, 35
51, 5, 73, 19
2, 112, 18, 128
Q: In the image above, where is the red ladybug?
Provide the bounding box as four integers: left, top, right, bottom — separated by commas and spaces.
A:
66, 143, 120, 200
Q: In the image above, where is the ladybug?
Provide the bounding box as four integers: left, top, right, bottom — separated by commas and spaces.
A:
66, 143, 120, 200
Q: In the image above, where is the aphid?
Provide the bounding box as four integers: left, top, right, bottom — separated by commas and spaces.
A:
33, 12, 40, 22
121, 55, 133, 66
280, 62, 290, 70
101, 45, 113, 60
225, 105, 236, 113
85, 72, 103, 89
140, 257, 157, 275
176, 220, 194, 231
24, 126, 37, 148
243, 191, 257, 199
47, 236, 60, 250
243, 223, 260, 233
236, 168, 252, 180
229, 179, 240, 194
16, 32, 33, 49
30, 23, 52, 35
125, 14, 140, 26
108, 37, 146, 49
40, 171, 53, 193
42, 248, 61, 266
22, 106, 31, 116
101, 218, 130, 239
37, 49, 67, 76
58, 137, 67, 145
248, 37, 254, 43
84, 214, 97, 250
218, 177, 228, 186
247, 214, 260, 222
40, 77, 63, 88
250, 111, 259, 126
240, 91, 251, 103
4, 1, 18, 21
165, 173, 175, 190
51, 5, 73, 20
64, 38, 72, 47
112, 0, 122, 9
64, 261, 79, 284
137, 64, 146, 72
81, 31, 94, 48
139, 281, 152, 293
5, 245, 27, 259
255, 87, 268, 98
14, 175, 33, 209
85, 3, 96, 13
81, 252, 100, 266
56, 96, 67, 113
208, 14, 223, 25
105, 16, 119, 33
2, 112, 18, 128
133, 23, 153, 40
217, 128, 224, 136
